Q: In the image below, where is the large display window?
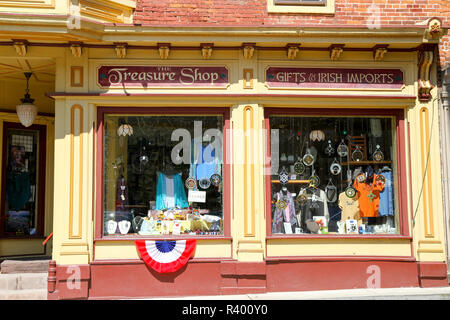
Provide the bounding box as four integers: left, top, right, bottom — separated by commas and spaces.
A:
97, 108, 229, 238
265, 108, 407, 237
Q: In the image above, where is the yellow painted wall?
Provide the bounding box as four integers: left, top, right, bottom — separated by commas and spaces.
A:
44, 43, 446, 266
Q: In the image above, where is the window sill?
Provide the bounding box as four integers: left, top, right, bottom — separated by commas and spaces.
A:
266, 234, 412, 240
267, 0, 335, 14
95, 235, 233, 241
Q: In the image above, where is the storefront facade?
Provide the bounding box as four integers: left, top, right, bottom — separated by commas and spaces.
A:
0, 0, 448, 300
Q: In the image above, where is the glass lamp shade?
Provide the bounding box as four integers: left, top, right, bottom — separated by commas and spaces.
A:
16, 102, 37, 127
117, 124, 133, 136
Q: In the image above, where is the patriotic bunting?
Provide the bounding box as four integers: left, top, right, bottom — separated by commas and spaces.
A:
136, 239, 196, 273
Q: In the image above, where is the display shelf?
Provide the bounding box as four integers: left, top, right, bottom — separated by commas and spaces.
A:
340, 160, 392, 166
271, 180, 310, 184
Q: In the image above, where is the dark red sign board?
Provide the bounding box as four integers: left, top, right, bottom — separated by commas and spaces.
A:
266, 67, 404, 89
98, 65, 229, 88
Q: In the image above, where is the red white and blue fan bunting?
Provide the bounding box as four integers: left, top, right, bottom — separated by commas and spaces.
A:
136, 239, 196, 273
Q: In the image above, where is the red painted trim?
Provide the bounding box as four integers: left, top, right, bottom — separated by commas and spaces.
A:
94, 236, 233, 241
95, 108, 104, 240
266, 235, 412, 240
264, 107, 410, 238
95, 106, 231, 240
417, 262, 449, 288
266, 259, 420, 292
396, 110, 410, 236
47, 92, 417, 100
266, 255, 417, 262
90, 257, 236, 265
92, 120, 96, 262
0, 122, 47, 238
264, 116, 272, 238
49, 256, 445, 299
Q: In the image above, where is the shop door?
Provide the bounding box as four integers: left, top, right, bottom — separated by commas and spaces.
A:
0, 122, 47, 255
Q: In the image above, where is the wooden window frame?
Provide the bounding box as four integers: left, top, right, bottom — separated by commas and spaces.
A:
0, 122, 47, 239
95, 106, 232, 241
264, 107, 411, 240
274, 0, 326, 6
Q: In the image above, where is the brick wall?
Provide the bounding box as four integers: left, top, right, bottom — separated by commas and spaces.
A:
441, 33, 449, 68
134, 0, 446, 27
133, 0, 448, 66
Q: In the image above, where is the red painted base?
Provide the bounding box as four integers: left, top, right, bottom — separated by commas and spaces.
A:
418, 262, 449, 287
47, 258, 448, 299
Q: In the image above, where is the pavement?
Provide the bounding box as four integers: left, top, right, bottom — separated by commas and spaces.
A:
141, 286, 450, 300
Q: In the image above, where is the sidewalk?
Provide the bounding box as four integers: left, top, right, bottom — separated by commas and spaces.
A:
142, 286, 450, 300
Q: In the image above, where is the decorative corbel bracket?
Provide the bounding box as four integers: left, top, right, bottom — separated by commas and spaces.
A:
158, 43, 170, 60
427, 17, 443, 40
69, 42, 83, 58
373, 44, 389, 61
417, 46, 435, 101
201, 43, 213, 59
242, 43, 256, 60
114, 42, 128, 59
329, 44, 344, 61
286, 43, 300, 60
12, 39, 28, 57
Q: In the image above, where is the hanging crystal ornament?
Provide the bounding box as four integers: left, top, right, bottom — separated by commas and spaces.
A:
296, 193, 308, 206
345, 169, 357, 198
330, 158, 342, 175
372, 144, 384, 162
309, 167, 320, 187
185, 177, 197, 190
293, 156, 306, 175
199, 177, 211, 189
325, 178, 337, 203
337, 139, 348, 157
345, 186, 357, 198
324, 140, 335, 156
302, 146, 315, 166
356, 173, 366, 183
351, 145, 364, 162
276, 198, 288, 211
210, 173, 222, 187
278, 166, 290, 185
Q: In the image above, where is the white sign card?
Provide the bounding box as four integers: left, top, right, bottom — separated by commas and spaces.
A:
172, 220, 181, 235
283, 222, 293, 234
345, 219, 358, 234
188, 190, 206, 203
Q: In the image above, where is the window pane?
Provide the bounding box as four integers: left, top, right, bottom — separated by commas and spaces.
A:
4, 129, 39, 236
270, 115, 398, 235
103, 114, 224, 236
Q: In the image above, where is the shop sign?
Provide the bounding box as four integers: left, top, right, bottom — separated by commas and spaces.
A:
97, 65, 229, 88
266, 67, 404, 89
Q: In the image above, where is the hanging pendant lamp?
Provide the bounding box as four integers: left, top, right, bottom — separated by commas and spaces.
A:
117, 123, 133, 136
16, 72, 37, 127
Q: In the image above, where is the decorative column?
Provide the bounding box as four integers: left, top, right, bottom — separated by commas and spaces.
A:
409, 49, 448, 286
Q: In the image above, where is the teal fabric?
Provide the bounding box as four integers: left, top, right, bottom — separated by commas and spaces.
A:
156, 172, 188, 210
6, 171, 31, 211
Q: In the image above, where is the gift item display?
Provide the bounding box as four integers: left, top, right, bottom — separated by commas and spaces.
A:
270, 116, 398, 235
103, 115, 224, 236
